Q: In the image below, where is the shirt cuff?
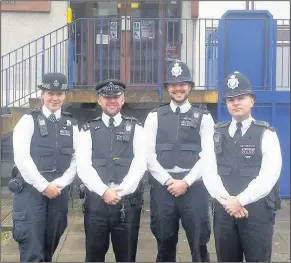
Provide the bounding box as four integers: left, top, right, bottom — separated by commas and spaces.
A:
97, 184, 109, 197
162, 175, 173, 185
236, 193, 249, 207
35, 179, 50, 193
182, 177, 191, 187
51, 178, 65, 189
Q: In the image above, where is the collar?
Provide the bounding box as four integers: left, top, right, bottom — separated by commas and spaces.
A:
102, 112, 122, 127
231, 115, 254, 129
170, 100, 191, 114
42, 105, 61, 120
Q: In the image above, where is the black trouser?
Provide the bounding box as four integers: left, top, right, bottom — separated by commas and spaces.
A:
12, 183, 69, 262
83, 191, 143, 262
150, 181, 210, 262
213, 198, 275, 262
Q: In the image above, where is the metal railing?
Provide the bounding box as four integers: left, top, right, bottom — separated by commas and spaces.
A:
1, 25, 69, 111
1, 18, 290, 112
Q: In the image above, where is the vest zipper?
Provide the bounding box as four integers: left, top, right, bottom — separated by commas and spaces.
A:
53, 123, 58, 172
175, 113, 180, 165
109, 125, 114, 183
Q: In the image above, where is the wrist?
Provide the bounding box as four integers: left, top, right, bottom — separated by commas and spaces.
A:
182, 179, 190, 188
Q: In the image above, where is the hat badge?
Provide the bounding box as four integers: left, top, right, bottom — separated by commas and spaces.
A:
107, 82, 115, 90
53, 80, 60, 87
171, 62, 183, 78
227, 75, 239, 90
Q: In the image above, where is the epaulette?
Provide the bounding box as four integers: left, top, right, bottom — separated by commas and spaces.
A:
122, 116, 142, 126
61, 111, 73, 118
150, 103, 170, 113
28, 108, 41, 115
191, 103, 209, 114
82, 117, 101, 131
253, 120, 276, 132
88, 116, 102, 123
216, 121, 231, 128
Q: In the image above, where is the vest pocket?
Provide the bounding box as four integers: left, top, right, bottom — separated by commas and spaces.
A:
156, 144, 174, 151
179, 144, 201, 167
113, 158, 132, 167
59, 147, 75, 172
156, 144, 174, 167
12, 211, 28, 243
239, 167, 260, 178
31, 148, 54, 171
217, 166, 232, 176
113, 158, 132, 183
92, 159, 108, 167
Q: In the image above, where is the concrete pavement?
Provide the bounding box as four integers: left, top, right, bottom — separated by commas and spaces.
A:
1, 189, 290, 262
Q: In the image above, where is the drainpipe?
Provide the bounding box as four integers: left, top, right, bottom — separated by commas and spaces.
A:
251, 1, 255, 10
246, 0, 250, 10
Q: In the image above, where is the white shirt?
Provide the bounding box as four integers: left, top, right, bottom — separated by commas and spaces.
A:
13, 105, 78, 193
228, 115, 282, 206
76, 112, 147, 197
145, 100, 229, 199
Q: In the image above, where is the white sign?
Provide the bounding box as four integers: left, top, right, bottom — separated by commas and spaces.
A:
121, 16, 131, 31
96, 34, 109, 45
133, 22, 141, 40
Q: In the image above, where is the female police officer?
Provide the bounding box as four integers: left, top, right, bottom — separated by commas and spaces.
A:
11, 73, 78, 262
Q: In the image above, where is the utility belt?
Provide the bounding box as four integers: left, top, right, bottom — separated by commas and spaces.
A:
79, 180, 146, 223
79, 180, 145, 201
8, 166, 25, 193
265, 182, 282, 211
8, 166, 63, 194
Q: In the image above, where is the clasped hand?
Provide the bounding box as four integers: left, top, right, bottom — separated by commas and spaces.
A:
220, 196, 249, 218
166, 178, 188, 197
102, 187, 122, 205
42, 183, 62, 199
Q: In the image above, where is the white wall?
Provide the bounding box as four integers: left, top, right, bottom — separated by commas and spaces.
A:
1, 1, 70, 107
199, 1, 290, 19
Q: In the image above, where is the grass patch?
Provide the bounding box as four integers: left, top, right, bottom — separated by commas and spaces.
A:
1, 231, 11, 245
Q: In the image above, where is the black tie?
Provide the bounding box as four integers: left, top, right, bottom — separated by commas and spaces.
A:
109, 117, 115, 129
175, 107, 180, 115
233, 122, 242, 142
48, 113, 57, 123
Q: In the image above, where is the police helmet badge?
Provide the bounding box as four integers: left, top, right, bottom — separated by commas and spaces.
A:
125, 122, 132, 132
171, 62, 183, 78
227, 75, 239, 90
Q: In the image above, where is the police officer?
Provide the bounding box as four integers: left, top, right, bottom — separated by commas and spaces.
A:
76, 79, 147, 262
211, 71, 282, 262
11, 73, 78, 262
144, 60, 214, 262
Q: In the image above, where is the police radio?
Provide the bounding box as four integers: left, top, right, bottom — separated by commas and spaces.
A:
214, 130, 222, 154
122, 122, 132, 142
190, 109, 200, 128
8, 166, 25, 193
37, 115, 48, 136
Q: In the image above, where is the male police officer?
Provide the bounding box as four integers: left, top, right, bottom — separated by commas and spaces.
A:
11, 73, 78, 262
76, 79, 147, 262
211, 71, 282, 262
144, 60, 219, 262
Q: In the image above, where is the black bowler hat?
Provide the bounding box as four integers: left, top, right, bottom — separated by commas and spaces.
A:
96, 79, 126, 97
223, 71, 255, 99
38, 72, 69, 91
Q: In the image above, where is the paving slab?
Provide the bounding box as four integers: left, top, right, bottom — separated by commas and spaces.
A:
1, 193, 290, 262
